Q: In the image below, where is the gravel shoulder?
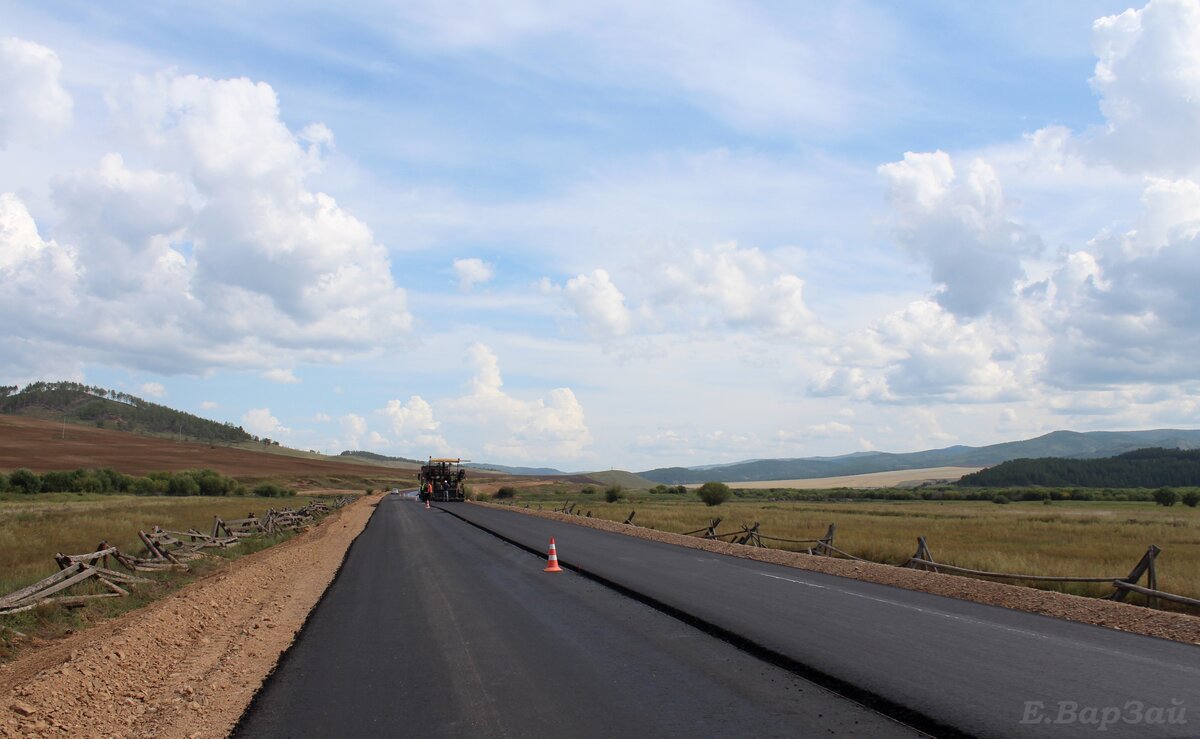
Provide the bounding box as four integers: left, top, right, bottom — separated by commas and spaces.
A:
1, 492, 384, 738
480, 502, 1200, 646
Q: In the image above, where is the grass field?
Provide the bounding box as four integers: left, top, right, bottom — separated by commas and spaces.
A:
509, 497, 1200, 602
0, 493, 319, 594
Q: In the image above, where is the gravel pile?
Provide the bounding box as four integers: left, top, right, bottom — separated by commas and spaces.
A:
1, 493, 383, 738
483, 503, 1200, 646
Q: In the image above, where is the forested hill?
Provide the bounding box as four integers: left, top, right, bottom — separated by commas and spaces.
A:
339, 450, 422, 464
638, 429, 1200, 484
0, 381, 251, 443
957, 448, 1200, 488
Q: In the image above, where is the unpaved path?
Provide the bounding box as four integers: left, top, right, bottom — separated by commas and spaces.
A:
1, 492, 383, 738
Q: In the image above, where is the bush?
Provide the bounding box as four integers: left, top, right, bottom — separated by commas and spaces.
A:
251, 483, 293, 497
1183, 491, 1200, 508
1153, 487, 1180, 507
8, 468, 41, 494
696, 481, 731, 507
580, 487, 595, 496
167, 473, 200, 496
674, 485, 688, 495
195, 470, 233, 496
129, 476, 162, 496
604, 485, 623, 503
39, 469, 78, 492
0, 472, 7, 492
495, 486, 517, 499
992, 494, 1011, 504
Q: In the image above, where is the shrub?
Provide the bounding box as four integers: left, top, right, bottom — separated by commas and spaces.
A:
993, 494, 1011, 505
1183, 491, 1200, 508
604, 485, 623, 503
495, 486, 517, 499
167, 473, 200, 497
580, 487, 595, 496
129, 476, 161, 496
696, 481, 731, 507
8, 468, 41, 494
252, 483, 294, 497
195, 470, 233, 496
1153, 487, 1180, 507
39, 469, 78, 492
0, 472, 7, 492
674, 485, 688, 495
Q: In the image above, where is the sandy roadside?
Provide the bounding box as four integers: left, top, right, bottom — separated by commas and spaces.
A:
478, 502, 1200, 646
1, 492, 384, 738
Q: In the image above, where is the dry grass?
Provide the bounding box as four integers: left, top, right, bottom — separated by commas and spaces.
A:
695, 466, 983, 489
561, 499, 1200, 601
0, 493, 316, 594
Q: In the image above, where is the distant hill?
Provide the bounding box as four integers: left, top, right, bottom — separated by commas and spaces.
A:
340, 450, 422, 465
581, 470, 657, 490
637, 429, 1200, 484
958, 448, 1200, 488
465, 463, 566, 475
0, 381, 251, 444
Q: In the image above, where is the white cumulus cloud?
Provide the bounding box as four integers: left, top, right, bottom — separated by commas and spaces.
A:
0, 37, 72, 147
243, 408, 287, 437
561, 268, 632, 337
444, 343, 592, 460
139, 382, 166, 398
1090, 0, 1200, 174
262, 368, 301, 384
879, 151, 1040, 318
452, 257, 495, 290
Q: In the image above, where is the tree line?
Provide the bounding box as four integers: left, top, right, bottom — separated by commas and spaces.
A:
957, 447, 1200, 488
0, 467, 295, 498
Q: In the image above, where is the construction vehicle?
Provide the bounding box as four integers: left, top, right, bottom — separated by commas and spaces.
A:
418, 458, 467, 502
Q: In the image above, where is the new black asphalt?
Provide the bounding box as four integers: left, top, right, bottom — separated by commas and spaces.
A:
440, 503, 1200, 738
235, 495, 917, 738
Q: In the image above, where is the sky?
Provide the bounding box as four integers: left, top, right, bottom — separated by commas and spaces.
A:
2, 0, 1199, 471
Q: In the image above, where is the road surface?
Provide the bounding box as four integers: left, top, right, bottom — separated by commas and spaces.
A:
436, 503, 1200, 738
235, 494, 916, 738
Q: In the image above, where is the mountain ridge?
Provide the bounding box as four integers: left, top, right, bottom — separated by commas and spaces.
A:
637, 429, 1200, 484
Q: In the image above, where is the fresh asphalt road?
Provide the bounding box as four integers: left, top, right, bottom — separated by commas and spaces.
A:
439, 503, 1200, 739
235, 494, 917, 738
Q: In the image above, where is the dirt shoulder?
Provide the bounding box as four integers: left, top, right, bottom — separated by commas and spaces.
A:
479, 502, 1200, 646
1, 492, 384, 738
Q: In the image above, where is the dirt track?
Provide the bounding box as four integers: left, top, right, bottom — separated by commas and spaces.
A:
1, 492, 383, 738
0, 416, 409, 479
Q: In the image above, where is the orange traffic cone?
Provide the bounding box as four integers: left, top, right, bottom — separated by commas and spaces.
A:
425, 498, 430, 510
544, 537, 562, 572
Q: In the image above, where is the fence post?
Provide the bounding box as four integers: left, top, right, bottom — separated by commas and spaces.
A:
703, 517, 722, 539
624, 510, 636, 525
910, 536, 937, 572
1112, 545, 1161, 604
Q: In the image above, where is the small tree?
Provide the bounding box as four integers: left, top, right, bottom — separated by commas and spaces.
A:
1153, 487, 1180, 507
496, 486, 517, 499
992, 494, 1011, 505
696, 481, 731, 507
8, 468, 41, 494
604, 485, 623, 503
167, 473, 200, 497
1182, 491, 1200, 508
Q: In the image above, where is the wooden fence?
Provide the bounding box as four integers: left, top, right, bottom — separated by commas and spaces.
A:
0, 497, 353, 619
543, 501, 1194, 614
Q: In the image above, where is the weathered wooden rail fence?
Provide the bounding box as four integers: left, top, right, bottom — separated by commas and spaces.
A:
0, 496, 353, 621
534, 501, 1195, 614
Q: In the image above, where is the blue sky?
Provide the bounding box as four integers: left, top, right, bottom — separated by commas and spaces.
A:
2, 0, 1198, 470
